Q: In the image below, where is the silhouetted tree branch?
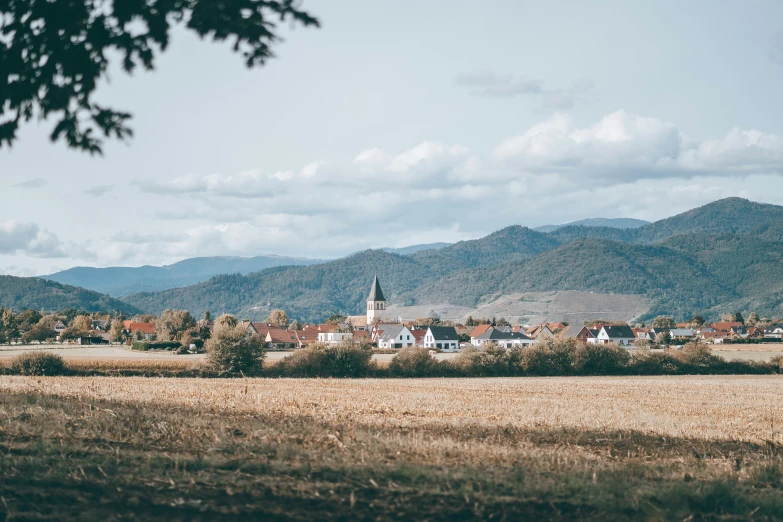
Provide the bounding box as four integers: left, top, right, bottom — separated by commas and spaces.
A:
0, 0, 319, 154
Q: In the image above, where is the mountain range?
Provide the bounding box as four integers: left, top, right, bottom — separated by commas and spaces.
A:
120, 198, 783, 322
3, 197, 782, 322
44, 255, 325, 296
533, 217, 650, 233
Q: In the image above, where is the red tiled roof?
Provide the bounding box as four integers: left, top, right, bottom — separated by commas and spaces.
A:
711, 322, 742, 330
411, 330, 427, 343
470, 324, 492, 337
122, 321, 155, 334
266, 328, 298, 344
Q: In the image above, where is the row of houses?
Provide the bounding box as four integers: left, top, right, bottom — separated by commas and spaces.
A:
119, 277, 783, 351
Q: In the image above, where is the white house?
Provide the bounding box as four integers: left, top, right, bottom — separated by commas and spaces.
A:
51, 321, 67, 335
317, 332, 353, 346
669, 328, 695, 340
376, 325, 415, 349
422, 326, 460, 352
764, 325, 783, 339
471, 327, 534, 349
595, 325, 636, 347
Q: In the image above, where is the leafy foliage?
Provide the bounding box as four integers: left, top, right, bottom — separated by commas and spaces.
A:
273, 339, 374, 378
205, 317, 265, 374
10, 351, 66, 376
387, 347, 439, 377
0, 0, 319, 153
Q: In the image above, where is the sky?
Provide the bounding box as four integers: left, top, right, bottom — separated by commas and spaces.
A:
2, 0, 783, 276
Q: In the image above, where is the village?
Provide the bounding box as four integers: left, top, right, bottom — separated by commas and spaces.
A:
5, 276, 781, 353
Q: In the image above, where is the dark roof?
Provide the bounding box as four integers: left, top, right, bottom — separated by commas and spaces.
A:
562, 324, 598, 338
602, 325, 635, 339
474, 327, 531, 341
427, 326, 459, 341
367, 275, 386, 301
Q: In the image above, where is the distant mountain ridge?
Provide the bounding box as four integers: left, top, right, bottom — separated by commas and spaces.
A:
45, 244, 455, 296
44, 255, 326, 296
120, 198, 783, 322
534, 217, 650, 233
382, 243, 451, 255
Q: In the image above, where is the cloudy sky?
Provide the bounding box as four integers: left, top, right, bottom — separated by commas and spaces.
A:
3, 0, 783, 276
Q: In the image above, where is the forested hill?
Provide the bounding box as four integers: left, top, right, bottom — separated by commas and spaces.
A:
0, 276, 140, 314
119, 197, 783, 322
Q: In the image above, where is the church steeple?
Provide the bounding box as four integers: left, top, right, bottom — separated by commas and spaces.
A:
367, 274, 385, 302
366, 275, 386, 324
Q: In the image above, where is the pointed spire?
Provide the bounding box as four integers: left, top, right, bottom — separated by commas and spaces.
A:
367, 274, 386, 301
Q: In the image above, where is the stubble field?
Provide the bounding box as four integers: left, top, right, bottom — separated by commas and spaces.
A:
1, 375, 783, 520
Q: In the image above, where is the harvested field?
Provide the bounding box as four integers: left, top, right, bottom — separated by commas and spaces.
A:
1, 375, 783, 520
713, 349, 783, 362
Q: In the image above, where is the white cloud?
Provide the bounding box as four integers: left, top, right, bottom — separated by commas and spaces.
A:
126, 110, 783, 261
11, 177, 47, 189
494, 110, 783, 180
455, 71, 593, 109
770, 32, 783, 67
83, 185, 114, 197
0, 221, 66, 258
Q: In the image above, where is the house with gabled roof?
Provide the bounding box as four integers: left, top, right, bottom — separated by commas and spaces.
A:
376, 324, 415, 349
469, 324, 492, 338
564, 324, 601, 343
595, 325, 636, 347
764, 325, 783, 339
422, 326, 460, 352
526, 324, 554, 339
669, 328, 695, 340
471, 327, 534, 349
264, 328, 299, 349
122, 320, 155, 339
711, 321, 743, 331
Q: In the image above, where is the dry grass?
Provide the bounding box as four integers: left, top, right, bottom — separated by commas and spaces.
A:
2, 375, 783, 520
2, 375, 782, 443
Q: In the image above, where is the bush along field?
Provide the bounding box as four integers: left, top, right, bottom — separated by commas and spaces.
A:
2, 337, 781, 378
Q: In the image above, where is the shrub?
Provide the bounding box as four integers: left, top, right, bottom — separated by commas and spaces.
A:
674, 341, 721, 367
11, 351, 66, 376
388, 347, 439, 377
277, 339, 374, 377
131, 341, 181, 351
451, 344, 513, 377
518, 338, 576, 376
630, 350, 685, 375
572, 343, 631, 375
206, 320, 265, 375
770, 355, 783, 373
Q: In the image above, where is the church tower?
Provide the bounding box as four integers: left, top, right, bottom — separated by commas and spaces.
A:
366, 275, 386, 325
